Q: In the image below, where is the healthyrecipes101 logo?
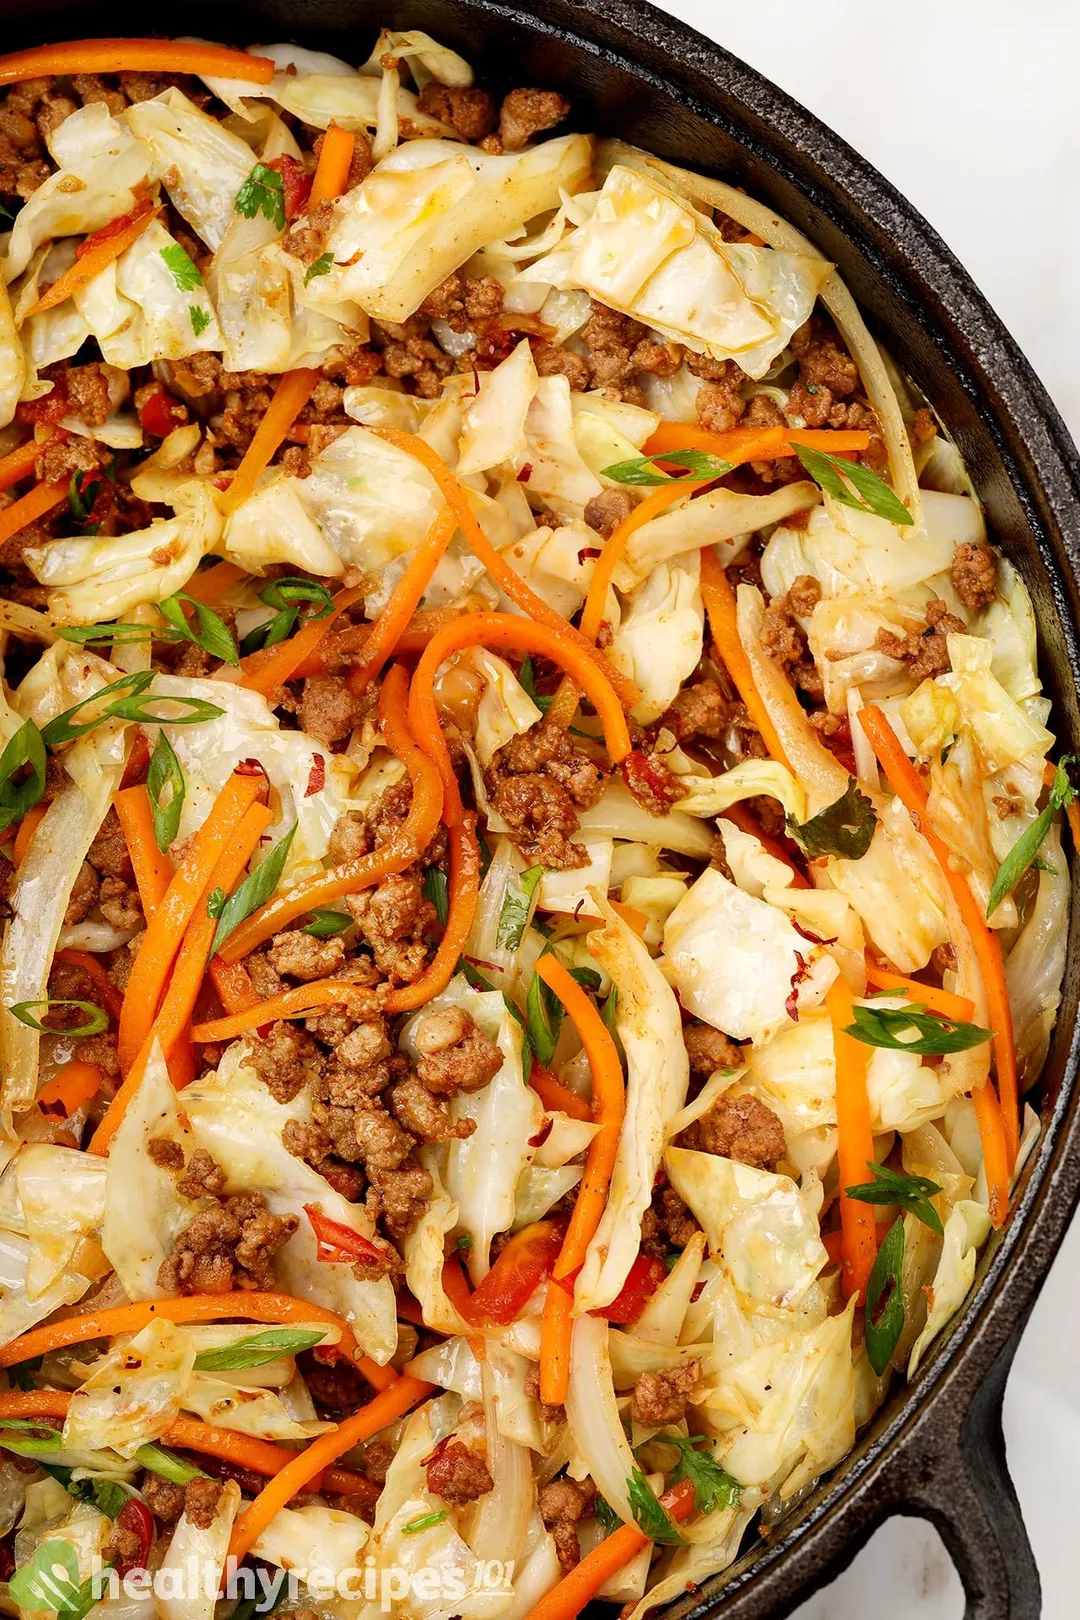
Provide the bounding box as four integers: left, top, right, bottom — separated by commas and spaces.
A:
10, 1538, 517, 1615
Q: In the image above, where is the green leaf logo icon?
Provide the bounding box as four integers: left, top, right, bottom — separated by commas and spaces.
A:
9, 1539, 81, 1613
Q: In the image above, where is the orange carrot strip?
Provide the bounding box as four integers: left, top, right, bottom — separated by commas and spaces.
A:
382, 816, 481, 1014
864, 960, 976, 1024
644, 421, 871, 462
0, 41, 275, 86
0, 436, 48, 493
27, 204, 157, 317
113, 784, 175, 915
408, 612, 632, 825
857, 704, 1016, 1212
530, 1063, 592, 1123
369, 425, 641, 709
207, 957, 261, 1016
191, 980, 362, 1043
720, 800, 809, 886
699, 545, 792, 769
0, 479, 66, 547
182, 560, 248, 605
55, 949, 124, 1022
523, 1478, 696, 1620
217, 665, 442, 961
227, 1375, 433, 1564
91, 804, 273, 1154
535, 953, 625, 1406
346, 506, 457, 694
537, 956, 625, 1281
826, 978, 878, 1301
12, 804, 46, 866
222, 368, 318, 513
0, 1392, 373, 1497
116, 772, 264, 1073
237, 584, 368, 696
0, 1292, 387, 1382
36, 1059, 102, 1118
308, 125, 356, 206
609, 899, 647, 937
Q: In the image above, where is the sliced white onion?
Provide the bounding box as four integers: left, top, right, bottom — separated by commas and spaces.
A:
565, 1313, 637, 1526
467, 1363, 533, 1566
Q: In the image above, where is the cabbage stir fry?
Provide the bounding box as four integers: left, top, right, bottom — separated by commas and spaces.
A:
0, 28, 1065, 1620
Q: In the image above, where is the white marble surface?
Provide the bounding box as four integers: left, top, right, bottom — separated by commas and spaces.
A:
653, 3, 1080, 1614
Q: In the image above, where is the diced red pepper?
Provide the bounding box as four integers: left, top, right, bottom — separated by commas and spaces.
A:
462, 1218, 566, 1326
304, 1202, 385, 1265
112, 1498, 154, 1575
17, 376, 70, 425
138, 385, 187, 440
590, 1252, 667, 1325
265, 154, 312, 222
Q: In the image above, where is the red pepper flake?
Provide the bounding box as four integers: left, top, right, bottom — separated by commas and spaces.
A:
235, 759, 266, 777
791, 919, 837, 947
528, 1116, 553, 1148
516, 463, 533, 482
786, 950, 810, 1022
577, 546, 602, 564
305, 754, 326, 797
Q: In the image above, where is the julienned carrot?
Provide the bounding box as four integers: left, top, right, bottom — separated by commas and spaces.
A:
609, 899, 648, 937
826, 978, 878, 1302
857, 703, 1018, 1203
309, 125, 356, 206
383, 816, 481, 1014
346, 506, 457, 694
408, 612, 632, 824
523, 1477, 696, 1620
237, 584, 368, 696
864, 960, 976, 1024
536, 954, 625, 1406
0, 1391, 375, 1499
227, 1375, 433, 1564
0, 40, 276, 86
116, 772, 265, 1073
0, 479, 66, 547
12, 803, 46, 865
217, 665, 442, 961
36, 1059, 102, 1118
191, 979, 364, 1043
530, 1063, 592, 1123
27, 203, 157, 317
698, 546, 792, 770
113, 784, 175, 915
90, 803, 273, 1155
0, 435, 50, 493
0, 1292, 390, 1385
643, 421, 871, 462
208, 957, 262, 1015
720, 801, 809, 887
182, 560, 248, 605
223, 367, 318, 513
368, 425, 641, 710
56, 949, 124, 1022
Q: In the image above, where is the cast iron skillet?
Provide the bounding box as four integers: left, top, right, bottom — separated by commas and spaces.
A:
11, 0, 1080, 1614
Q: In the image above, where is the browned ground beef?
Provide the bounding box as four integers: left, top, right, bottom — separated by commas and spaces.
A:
425, 1439, 494, 1504
630, 1359, 702, 1426
875, 597, 965, 680
677, 1091, 787, 1170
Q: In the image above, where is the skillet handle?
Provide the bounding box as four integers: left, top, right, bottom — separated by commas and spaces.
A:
890, 1329, 1040, 1620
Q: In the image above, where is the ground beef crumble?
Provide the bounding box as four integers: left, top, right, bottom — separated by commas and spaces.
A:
155, 1147, 297, 1294
540, 1478, 596, 1568
425, 1439, 494, 1504
950, 541, 999, 613
485, 719, 607, 869
875, 597, 965, 681
630, 1359, 702, 1427
677, 1091, 787, 1171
